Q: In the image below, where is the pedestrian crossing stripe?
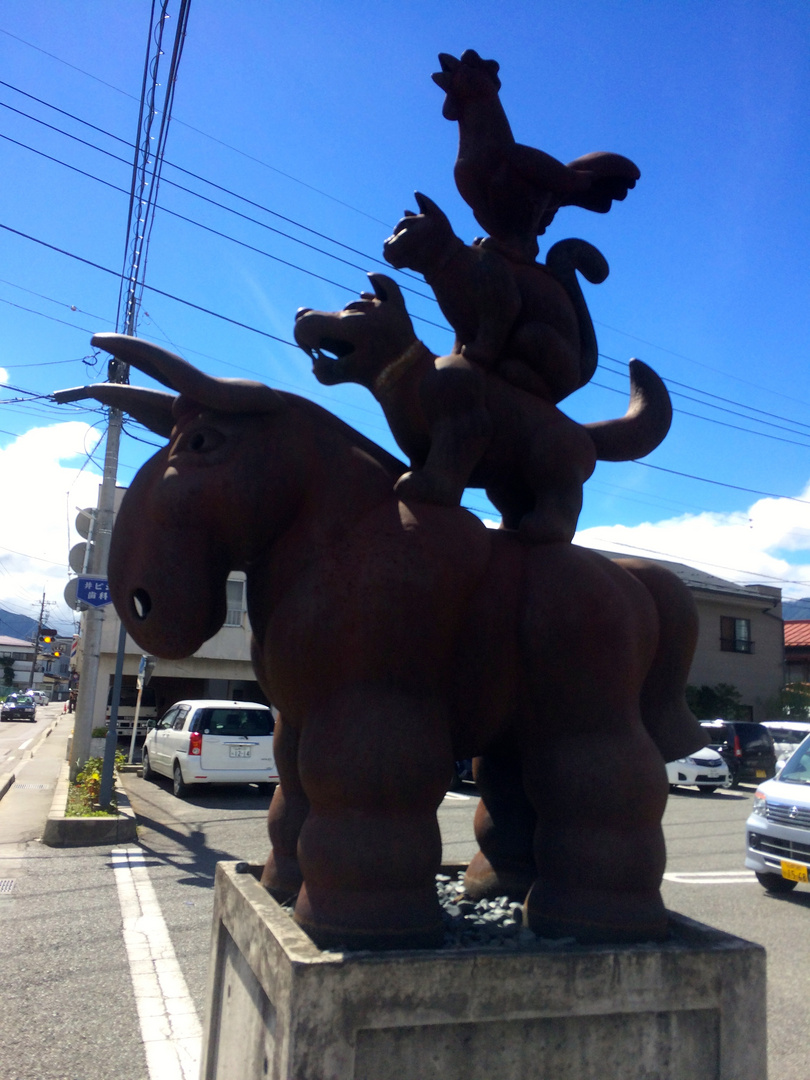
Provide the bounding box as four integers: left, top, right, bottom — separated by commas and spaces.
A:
664, 870, 757, 884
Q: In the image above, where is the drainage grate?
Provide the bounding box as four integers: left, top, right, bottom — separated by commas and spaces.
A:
0, 879, 15, 894
14, 783, 52, 790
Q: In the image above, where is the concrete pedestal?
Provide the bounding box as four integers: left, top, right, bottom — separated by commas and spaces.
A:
200, 862, 766, 1080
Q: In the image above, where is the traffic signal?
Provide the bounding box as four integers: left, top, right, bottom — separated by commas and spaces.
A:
39, 628, 56, 645
52, 648, 61, 658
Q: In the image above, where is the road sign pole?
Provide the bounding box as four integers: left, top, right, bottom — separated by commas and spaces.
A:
99, 620, 127, 808
69, 408, 123, 778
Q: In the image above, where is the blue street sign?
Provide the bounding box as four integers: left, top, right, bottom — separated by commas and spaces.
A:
76, 575, 113, 607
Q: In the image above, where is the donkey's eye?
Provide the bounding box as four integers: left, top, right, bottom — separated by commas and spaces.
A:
180, 427, 225, 454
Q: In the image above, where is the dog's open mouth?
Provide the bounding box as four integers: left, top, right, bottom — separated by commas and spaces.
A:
304, 338, 355, 384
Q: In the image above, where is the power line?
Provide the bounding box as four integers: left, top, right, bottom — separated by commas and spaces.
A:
600, 353, 810, 437
0, 112, 435, 305
0, 82, 400, 269
580, 538, 810, 589
7, 97, 809, 430
4, 74, 808, 422
634, 461, 810, 505
0, 222, 298, 345
0, 45, 391, 225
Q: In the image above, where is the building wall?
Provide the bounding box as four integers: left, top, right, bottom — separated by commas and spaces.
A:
688, 586, 784, 720
0, 637, 70, 697
88, 572, 259, 727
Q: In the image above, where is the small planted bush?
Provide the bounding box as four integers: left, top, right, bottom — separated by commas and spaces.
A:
66, 752, 125, 816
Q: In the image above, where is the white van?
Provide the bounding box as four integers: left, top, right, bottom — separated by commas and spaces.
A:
141, 699, 277, 797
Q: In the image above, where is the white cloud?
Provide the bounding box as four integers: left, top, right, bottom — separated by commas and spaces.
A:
575, 483, 810, 599
0, 423, 104, 631
0, 367, 8, 384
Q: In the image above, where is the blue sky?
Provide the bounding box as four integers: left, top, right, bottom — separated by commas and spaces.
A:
1, 0, 809, 631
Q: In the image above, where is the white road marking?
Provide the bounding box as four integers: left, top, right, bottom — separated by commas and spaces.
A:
112, 847, 202, 1080
18, 739, 32, 750
664, 870, 757, 884
443, 791, 473, 801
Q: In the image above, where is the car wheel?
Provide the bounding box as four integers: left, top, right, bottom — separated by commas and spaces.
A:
172, 762, 188, 799
697, 786, 718, 795
755, 871, 798, 894
141, 749, 153, 782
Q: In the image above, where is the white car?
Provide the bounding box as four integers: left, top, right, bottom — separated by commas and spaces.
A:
666, 745, 729, 793
141, 699, 279, 797
762, 720, 810, 767
746, 732, 810, 893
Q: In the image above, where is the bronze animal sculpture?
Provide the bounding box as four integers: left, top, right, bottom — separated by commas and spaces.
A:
383, 191, 607, 398
57, 333, 703, 951
294, 272, 672, 542
433, 48, 640, 262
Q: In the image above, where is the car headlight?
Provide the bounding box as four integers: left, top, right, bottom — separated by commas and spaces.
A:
751, 790, 768, 817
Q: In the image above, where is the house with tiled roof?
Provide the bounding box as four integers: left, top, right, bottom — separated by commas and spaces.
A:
784, 621, 810, 684
0, 633, 70, 697
589, 549, 784, 721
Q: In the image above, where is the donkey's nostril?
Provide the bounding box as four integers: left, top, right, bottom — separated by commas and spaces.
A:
131, 589, 152, 621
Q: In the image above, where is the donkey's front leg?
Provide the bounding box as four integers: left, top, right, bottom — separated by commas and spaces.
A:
261, 715, 309, 900
291, 692, 453, 950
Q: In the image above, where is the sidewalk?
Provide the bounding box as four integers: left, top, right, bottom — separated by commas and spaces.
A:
0, 714, 151, 1080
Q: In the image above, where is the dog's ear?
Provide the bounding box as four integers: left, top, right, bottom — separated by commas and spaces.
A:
366, 272, 406, 308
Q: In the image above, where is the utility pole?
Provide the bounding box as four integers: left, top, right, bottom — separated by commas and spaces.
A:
69, 413, 124, 778
27, 590, 48, 690
64, 1, 191, 785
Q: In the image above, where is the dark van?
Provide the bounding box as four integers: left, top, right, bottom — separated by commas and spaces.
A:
700, 720, 777, 787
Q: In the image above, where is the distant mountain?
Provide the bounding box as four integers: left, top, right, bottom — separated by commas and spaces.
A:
0, 607, 37, 642
783, 598, 810, 621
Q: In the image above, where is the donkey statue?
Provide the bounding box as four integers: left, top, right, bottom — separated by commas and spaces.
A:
56, 333, 703, 950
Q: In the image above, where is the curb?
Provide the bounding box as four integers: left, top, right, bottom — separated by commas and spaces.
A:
0, 716, 61, 805
42, 759, 138, 847
28, 716, 59, 758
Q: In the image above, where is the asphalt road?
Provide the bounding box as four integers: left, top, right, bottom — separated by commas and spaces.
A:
118, 770, 809, 1080
2, 733, 806, 1080
0, 703, 58, 778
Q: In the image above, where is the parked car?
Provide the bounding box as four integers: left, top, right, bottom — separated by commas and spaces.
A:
699, 720, 776, 787
762, 720, 810, 767
106, 684, 158, 739
25, 689, 49, 706
666, 745, 729, 793
1, 694, 37, 722
141, 699, 278, 797
746, 732, 810, 893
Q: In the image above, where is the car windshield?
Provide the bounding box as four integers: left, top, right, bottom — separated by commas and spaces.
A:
777, 736, 810, 785
16, 696, 34, 706
193, 708, 273, 737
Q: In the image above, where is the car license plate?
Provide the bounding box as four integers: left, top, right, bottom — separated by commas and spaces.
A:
756, 769, 766, 778
781, 860, 809, 883
229, 745, 251, 759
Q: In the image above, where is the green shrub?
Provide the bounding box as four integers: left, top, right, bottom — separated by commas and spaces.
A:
66, 753, 125, 816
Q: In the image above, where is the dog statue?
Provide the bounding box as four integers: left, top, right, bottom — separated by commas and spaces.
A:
294, 273, 671, 542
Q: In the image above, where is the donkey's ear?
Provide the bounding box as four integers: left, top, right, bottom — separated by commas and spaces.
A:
91, 333, 286, 415
54, 384, 176, 438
